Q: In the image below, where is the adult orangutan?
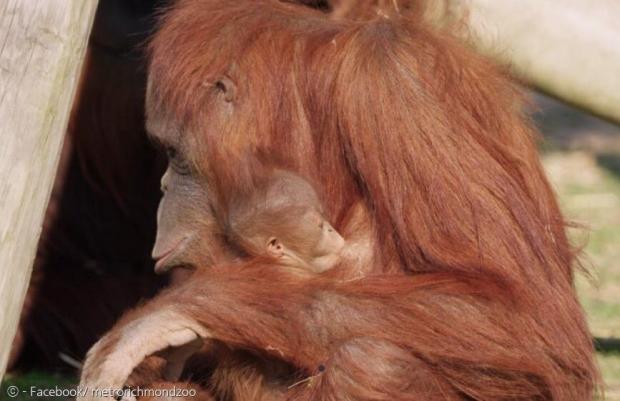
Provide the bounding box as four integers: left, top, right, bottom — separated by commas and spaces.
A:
79, 0, 599, 400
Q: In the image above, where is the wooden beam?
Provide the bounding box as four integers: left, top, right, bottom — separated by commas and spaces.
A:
0, 0, 98, 380
451, 0, 620, 124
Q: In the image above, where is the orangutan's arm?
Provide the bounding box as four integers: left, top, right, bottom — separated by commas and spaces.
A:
78, 263, 558, 401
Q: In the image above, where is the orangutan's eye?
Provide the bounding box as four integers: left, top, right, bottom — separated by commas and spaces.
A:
166, 146, 191, 175
165, 146, 177, 160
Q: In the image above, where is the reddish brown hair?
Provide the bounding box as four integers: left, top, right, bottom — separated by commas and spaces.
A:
148, 1, 598, 399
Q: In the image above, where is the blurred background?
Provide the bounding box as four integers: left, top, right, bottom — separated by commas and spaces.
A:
534, 93, 620, 400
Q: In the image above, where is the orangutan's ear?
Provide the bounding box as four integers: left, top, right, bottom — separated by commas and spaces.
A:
214, 76, 236, 103
266, 237, 285, 257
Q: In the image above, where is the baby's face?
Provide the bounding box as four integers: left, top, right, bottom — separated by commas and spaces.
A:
265, 211, 345, 273
308, 218, 345, 272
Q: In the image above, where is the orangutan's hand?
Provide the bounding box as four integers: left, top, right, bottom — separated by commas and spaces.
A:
77, 309, 209, 401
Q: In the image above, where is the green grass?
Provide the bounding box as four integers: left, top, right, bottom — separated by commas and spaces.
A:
535, 90, 620, 399
599, 354, 620, 400
544, 151, 620, 399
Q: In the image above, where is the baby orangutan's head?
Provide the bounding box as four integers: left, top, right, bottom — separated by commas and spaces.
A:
227, 171, 345, 272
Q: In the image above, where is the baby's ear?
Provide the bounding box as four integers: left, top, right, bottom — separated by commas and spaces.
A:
266, 237, 285, 257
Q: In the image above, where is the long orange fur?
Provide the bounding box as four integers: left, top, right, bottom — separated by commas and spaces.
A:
115, 0, 600, 399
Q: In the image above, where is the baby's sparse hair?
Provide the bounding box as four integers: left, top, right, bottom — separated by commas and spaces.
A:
227, 171, 344, 271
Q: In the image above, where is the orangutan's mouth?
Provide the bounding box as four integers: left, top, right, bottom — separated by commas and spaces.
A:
153, 237, 190, 274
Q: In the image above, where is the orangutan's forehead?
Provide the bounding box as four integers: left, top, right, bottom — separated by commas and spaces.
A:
145, 104, 181, 149
146, 0, 345, 122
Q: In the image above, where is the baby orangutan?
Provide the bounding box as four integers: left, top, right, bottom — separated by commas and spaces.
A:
148, 171, 346, 390
226, 170, 346, 273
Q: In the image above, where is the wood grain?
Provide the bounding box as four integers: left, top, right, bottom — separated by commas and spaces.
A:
0, 0, 98, 380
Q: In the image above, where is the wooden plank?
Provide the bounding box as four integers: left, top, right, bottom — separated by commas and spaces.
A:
450, 0, 620, 124
0, 0, 98, 380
